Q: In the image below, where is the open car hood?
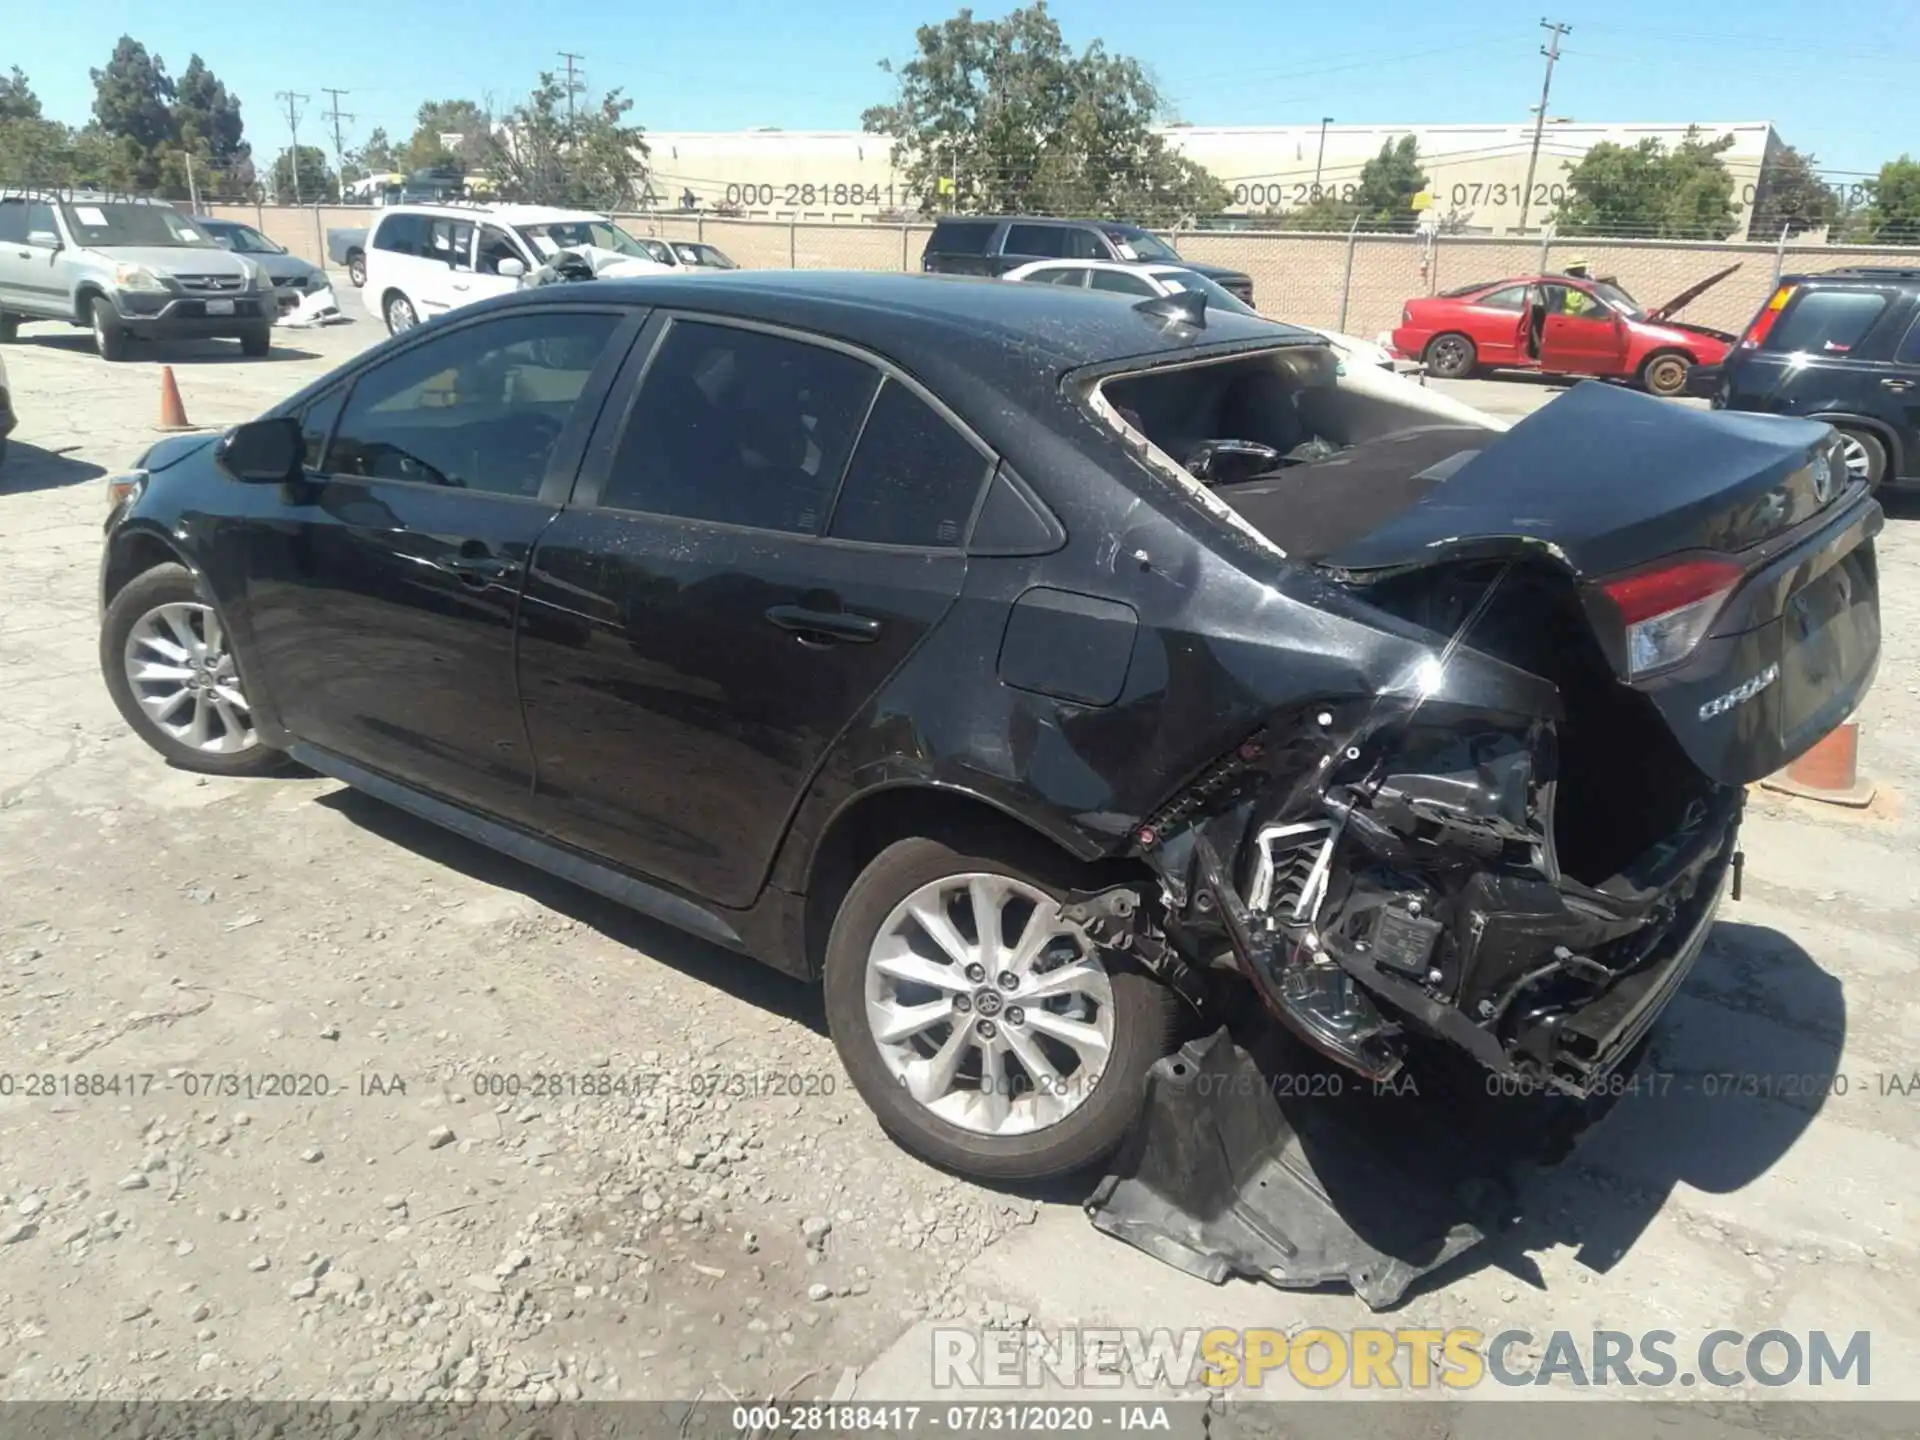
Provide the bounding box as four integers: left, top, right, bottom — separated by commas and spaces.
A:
1648, 262, 1741, 322
1312, 380, 1833, 580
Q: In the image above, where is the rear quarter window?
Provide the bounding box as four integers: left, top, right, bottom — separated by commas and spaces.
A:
927, 220, 997, 254
1766, 289, 1891, 356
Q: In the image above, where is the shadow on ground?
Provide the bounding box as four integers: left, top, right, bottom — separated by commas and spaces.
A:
0, 441, 107, 493
26, 333, 322, 363
311, 784, 829, 1036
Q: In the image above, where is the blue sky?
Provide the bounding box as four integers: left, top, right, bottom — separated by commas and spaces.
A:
13, 0, 1917, 180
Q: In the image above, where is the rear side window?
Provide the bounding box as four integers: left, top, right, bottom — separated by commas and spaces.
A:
927, 219, 997, 255
828, 380, 991, 547
0, 199, 25, 244
1766, 289, 1891, 355
1005, 224, 1069, 258
1477, 285, 1527, 310
372, 214, 423, 255
1090, 269, 1156, 297
603, 321, 880, 534
1898, 311, 1920, 364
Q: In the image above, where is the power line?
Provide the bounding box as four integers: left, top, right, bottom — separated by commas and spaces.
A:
1517, 19, 1571, 233
322, 88, 355, 183
276, 90, 310, 205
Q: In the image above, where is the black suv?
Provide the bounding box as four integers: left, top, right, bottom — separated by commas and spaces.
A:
921, 216, 1254, 305
1712, 266, 1920, 491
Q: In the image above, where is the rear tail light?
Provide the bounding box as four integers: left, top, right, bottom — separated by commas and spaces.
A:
1598, 554, 1746, 677
1739, 285, 1796, 350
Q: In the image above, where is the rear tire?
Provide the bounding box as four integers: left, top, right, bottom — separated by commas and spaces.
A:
100, 562, 284, 778
823, 831, 1179, 1182
347, 251, 366, 288
240, 329, 272, 358
1640, 351, 1692, 398
0, 313, 19, 342
1424, 332, 1476, 379
91, 296, 129, 362
1836, 427, 1888, 490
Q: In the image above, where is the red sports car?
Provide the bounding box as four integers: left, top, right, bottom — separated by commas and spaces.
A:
1389, 266, 1740, 396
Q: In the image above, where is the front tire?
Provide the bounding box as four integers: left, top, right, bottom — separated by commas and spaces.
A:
240, 329, 272, 357
91, 296, 129, 362
823, 832, 1178, 1182
101, 563, 283, 778
384, 292, 417, 335
1424, 332, 1476, 379
1640, 351, 1692, 398
0, 312, 19, 342
347, 251, 366, 288
1836, 427, 1888, 490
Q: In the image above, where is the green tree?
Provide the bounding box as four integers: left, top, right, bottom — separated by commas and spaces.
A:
862, 1, 1227, 222
272, 144, 336, 203
0, 69, 73, 185
90, 36, 176, 189
487, 76, 649, 209
1863, 155, 1920, 244
1555, 128, 1739, 240
0, 66, 43, 122
1750, 144, 1836, 238
167, 54, 249, 196
344, 126, 398, 183
406, 99, 492, 173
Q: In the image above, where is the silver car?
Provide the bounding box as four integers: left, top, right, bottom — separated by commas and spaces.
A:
0, 190, 274, 360
198, 218, 329, 315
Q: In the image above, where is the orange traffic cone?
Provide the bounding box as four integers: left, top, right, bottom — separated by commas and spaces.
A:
1761, 718, 1877, 808
157, 365, 195, 431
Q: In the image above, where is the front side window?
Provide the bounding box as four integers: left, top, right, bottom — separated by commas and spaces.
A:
299, 390, 345, 470
1004, 224, 1068, 259
1090, 269, 1157, 297
1030, 267, 1088, 287
227, 226, 285, 255
828, 379, 991, 548
1767, 289, 1893, 356
322, 311, 622, 496
601, 321, 880, 534
1103, 226, 1181, 262
1477, 285, 1526, 311
0, 199, 25, 244
476, 226, 523, 275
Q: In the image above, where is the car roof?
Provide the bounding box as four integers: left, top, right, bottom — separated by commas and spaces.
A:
937, 215, 1149, 229
378, 202, 608, 224
493, 269, 1312, 369
1780, 266, 1920, 286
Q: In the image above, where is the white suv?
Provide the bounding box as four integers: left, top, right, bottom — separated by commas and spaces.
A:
362, 203, 669, 334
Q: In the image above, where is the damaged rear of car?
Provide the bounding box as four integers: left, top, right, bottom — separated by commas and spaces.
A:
1075, 341, 1879, 1102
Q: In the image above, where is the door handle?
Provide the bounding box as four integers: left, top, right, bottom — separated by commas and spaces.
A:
1882, 378, 1914, 392
444, 553, 520, 586
765, 605, 881, 645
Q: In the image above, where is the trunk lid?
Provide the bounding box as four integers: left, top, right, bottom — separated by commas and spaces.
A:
1289, 383, 1882, 787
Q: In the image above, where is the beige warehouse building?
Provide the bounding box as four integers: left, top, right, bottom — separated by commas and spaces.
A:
640, 120, 1788, 237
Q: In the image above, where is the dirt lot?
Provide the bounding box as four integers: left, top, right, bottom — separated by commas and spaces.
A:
2, 287, 1918, 1421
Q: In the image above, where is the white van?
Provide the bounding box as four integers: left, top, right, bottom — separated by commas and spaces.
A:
362, 203, 669, 334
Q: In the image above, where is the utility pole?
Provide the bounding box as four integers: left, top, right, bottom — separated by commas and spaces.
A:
1517, 19, 1570, 233
558, 52, 586, 133
1314, 116, 1334, 193
277, 90, 310, 205
181, 151, 200, 213
321, 88, 355, 190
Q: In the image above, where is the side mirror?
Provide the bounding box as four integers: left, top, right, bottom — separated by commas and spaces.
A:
496, 257, 527, 279
27, 229, 61, 250
216, 416, 303, 483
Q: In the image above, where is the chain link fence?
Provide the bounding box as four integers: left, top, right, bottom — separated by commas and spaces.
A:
205, 203, 1920, 342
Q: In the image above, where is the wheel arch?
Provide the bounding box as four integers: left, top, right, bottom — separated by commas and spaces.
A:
1807, 412, 1903, 475
796, 781, 1137, 981
73, 282, 110, 325
102, 523, 198, 611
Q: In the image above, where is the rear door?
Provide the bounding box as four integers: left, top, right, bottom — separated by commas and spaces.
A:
997, 222, 1071, 276
241, 303, 640, 826
420, 215, 476, 316
1891, 306, 1920, 479
515, 315, 990, 907
1539, 284, 1630, 376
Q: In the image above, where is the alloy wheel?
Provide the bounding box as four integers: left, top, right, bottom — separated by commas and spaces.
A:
1428, 336, 1471, 377
122, 601, 257, 755
1838, 432, 1873, 484
387, 295, 416, 333
864, 872, 1114, 1137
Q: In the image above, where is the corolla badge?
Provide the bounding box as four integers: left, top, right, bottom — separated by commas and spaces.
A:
1809, 448, 1835, 504
1699, 662, 1781, 721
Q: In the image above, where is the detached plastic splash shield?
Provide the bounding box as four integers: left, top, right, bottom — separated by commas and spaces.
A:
1085, 1028, 1510, 1311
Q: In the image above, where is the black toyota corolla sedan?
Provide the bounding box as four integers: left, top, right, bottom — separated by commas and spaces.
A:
98, 271, 1881, 1182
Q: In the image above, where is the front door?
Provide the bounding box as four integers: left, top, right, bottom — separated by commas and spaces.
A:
0, 197, 67, 317
1892, 306, 1920, 479
241, 305, 639, 823
517, 316, 990, 907
1536, 284, 1629, 376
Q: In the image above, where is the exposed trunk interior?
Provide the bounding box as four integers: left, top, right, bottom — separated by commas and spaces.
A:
1359, 560, 1716, 886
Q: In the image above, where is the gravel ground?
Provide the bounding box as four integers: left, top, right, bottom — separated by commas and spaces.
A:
1, 287, 1917, 1411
